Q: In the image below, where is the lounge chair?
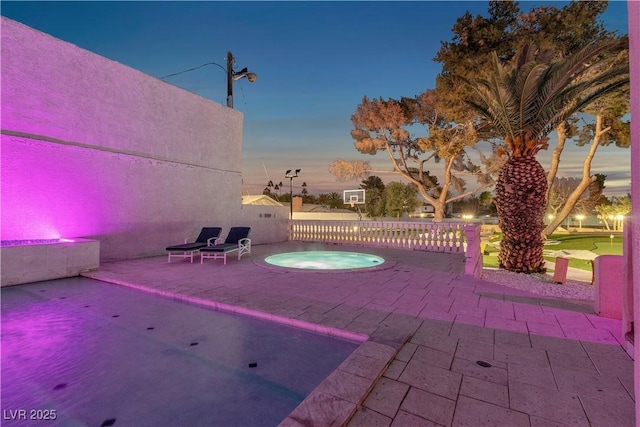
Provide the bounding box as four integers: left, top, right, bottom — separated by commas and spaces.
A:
200, 227, 251, 264
166, 227, 222, 263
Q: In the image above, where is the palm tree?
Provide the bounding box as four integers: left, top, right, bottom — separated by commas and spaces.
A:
465, 40, 628, 273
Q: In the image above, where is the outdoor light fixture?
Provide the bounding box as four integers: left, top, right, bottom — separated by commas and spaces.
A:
285, 169, 301, 219
159, 52, 256, 109
575, 214, 585, 231
227, 51, 257, 109
285, 169, 301, 178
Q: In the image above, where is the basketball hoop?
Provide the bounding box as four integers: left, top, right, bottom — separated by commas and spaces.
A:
349, 195, 358, 209
343, 189, 365, 211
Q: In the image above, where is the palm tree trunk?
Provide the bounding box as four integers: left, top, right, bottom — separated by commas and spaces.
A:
496, 156, 547, 273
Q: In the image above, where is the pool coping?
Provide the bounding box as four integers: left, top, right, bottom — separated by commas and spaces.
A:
83, 271, 405, 426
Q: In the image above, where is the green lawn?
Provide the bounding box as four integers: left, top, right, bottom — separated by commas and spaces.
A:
482, 232, 623, 271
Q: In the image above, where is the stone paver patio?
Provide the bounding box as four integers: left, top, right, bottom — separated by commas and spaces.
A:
84, 242, 634, 426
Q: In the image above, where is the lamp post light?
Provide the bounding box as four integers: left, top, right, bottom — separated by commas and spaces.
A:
285, 169, 301, 219
575, 214, 585, 231
226, 51, 257, 109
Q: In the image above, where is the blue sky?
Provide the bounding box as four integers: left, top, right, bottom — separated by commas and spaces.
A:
1, 1, 631, 197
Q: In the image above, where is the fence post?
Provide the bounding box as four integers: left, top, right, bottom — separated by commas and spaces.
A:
464, 224, 482, 278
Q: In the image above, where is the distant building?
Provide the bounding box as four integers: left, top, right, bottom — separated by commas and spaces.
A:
242, 195, 283, 206
410, 204, 435, 218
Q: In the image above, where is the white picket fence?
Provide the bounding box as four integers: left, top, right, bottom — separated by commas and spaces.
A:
290, 220, 470, 252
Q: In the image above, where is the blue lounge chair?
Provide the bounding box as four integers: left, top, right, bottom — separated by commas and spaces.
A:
200, 227, 251, 264
166, 227, 222, 263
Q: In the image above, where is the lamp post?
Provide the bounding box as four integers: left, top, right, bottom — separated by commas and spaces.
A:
575, 214, 585, 231
226, 51, 257, 108
285, 169, 301, 219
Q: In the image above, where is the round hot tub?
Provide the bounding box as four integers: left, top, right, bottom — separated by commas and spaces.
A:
264, 251, 385, 270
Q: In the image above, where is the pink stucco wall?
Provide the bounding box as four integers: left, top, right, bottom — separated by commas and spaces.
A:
628, 0, 640, 422
594, 255, 624, 319
1, 17, 245, 260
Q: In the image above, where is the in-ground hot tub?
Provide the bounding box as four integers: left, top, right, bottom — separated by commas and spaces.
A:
264, 251, 385, 270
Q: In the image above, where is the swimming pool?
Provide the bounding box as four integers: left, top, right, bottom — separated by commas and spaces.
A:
265, 251, 385, 270
1, 277, 359, 427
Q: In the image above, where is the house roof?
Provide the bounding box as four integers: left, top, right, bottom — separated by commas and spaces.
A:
242, 195, 284, 206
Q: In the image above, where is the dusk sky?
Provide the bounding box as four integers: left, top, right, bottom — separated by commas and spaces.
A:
1, 1, 631, 198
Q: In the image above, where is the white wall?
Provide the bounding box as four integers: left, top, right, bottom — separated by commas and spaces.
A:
627, 0, 640, 421
238, 205, 289, 245
1, 17, 246, 260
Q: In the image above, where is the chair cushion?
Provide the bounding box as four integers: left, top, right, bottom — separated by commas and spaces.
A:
224, 227, 251, 244
195, 227, 222, 243
166, 243, 207, 251
200, 244, 238, 253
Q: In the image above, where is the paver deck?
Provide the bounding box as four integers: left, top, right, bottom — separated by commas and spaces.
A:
84, 242, 634, 426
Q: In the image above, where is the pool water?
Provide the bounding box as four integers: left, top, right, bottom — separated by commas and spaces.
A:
1, 277, 359, 427
265, 251, 385, 270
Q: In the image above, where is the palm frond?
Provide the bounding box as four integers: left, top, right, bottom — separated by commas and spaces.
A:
462, 39, 629, 156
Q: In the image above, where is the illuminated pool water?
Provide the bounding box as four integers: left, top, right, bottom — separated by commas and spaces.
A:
1, 277, 359, 426
265, 251, 385, 270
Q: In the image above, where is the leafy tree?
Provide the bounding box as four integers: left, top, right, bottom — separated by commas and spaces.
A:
316, 192, 344, 209
328, 192, 344, 209
363, 192, 385, 219
547, 175, 607, 219
434, 1, 629, 237
317, 193, 332, 207
360, 176, 386, 219
543, 58, 630, 236
434, 0, 521, 123
360, 175, 385, 192
328, 159, 371, 182
350, 90, 493, 222
478, 191, 496, 215
464, 40, 629, 273
595, 195, 631, 231
383, 182, 420, 219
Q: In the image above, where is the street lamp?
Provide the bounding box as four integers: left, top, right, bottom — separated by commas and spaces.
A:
285, 169, 301, 219
575, 214, 585, 231
226, 51, 257, 109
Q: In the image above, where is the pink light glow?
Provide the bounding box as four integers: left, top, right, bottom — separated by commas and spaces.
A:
1, 137, 105, 240
2, 17, 243, 260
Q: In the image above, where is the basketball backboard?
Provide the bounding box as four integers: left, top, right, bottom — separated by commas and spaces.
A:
343, 189, 365, 206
